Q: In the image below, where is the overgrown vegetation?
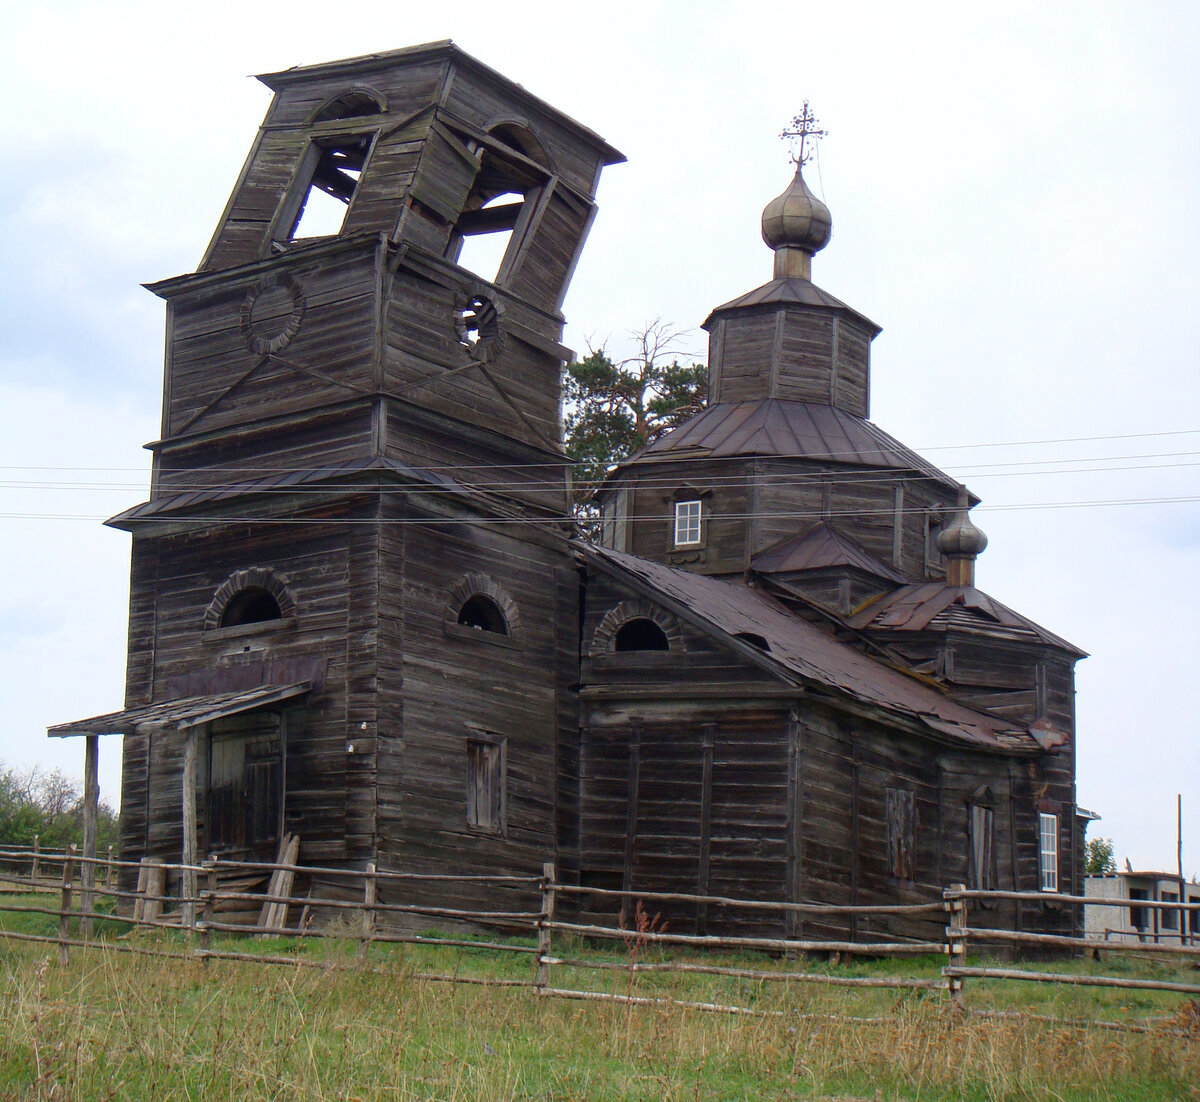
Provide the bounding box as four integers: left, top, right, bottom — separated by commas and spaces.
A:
0, 764, 119, 852
0, 897, 1196, 1100
1085, 836, 1118, 875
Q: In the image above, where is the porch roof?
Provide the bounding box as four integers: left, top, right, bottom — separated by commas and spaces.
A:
47, 682, 311, 738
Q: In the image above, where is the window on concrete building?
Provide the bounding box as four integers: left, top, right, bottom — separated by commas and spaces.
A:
1160, 891, 1180, 931
1039, 812, 1059, 892
466, 737, 505, 835
1129, 888, 1149, 931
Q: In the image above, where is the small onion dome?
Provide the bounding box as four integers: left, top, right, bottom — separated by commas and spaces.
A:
938, 487, 988, 586
761, 166, 832, 280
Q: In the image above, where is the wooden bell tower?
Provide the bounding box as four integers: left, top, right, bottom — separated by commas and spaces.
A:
108, 43, 623, 896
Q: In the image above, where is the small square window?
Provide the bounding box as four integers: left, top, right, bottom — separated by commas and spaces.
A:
466, 738, 505, 835
674, 500, 702, 547
1039, 812, 1058, 892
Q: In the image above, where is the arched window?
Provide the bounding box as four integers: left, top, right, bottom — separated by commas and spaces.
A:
457, 594, 508, 635
204, 568, 295, 632
614, 618, 669, 652
219, 587, 283, 628
734, 632, 770, 652
311, 88, 385, 123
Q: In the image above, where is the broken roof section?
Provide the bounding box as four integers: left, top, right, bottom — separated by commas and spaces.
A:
48, 683, 312, 738
580, 543, 1039, 752
848, 582, 1086, 657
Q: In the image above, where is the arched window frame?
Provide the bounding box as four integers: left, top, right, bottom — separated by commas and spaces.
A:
203, 568, 296, 638
444, 572, 521, 648
589, 599, 684, 658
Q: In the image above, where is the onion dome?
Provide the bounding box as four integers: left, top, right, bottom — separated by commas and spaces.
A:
761, 166, 832, 281
937, 487, 988, 586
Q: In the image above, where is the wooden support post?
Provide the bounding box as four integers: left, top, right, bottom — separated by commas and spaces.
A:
105, 845, 114, 886
536, 861, 556, 991
57, 845, 76, 966
199, 859, 218, 954
31, 834, 40, 883
181, 728, 198, 933
358, 862, 377, 963
946, 882, 967, 1010
80, 734, 99, 938
143, 862, 166, 926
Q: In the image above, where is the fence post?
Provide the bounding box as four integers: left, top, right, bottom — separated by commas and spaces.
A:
31, 835, 40, 883
358, 862, 377, 964
536, 861, 556, 991
57, 844, 77, 966
199, 858, 217, 955
105, 845, 114, 887
945, 882, 967, 1010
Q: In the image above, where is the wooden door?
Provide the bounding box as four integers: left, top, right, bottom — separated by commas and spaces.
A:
207, 713, 283, 859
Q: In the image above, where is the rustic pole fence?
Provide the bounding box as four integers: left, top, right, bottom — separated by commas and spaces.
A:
57, 844, 76, 966
536, 861, 556, 990
358, 861, 377, 963
945, 882, 967, 1008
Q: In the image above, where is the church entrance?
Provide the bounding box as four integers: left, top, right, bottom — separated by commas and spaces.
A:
206, 712, 283, 860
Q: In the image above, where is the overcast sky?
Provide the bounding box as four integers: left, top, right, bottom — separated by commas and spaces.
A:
1, 1, 1196, 873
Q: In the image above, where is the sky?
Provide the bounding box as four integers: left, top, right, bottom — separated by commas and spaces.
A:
0, 1, 1196, 873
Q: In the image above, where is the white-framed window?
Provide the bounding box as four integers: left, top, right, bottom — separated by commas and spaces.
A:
674, 499, 702, 547
1039, 812, 1058, 892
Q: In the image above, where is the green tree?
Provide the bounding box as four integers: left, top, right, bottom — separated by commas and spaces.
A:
0, 763, 119, 851
564, 321, 707, 520
1085, 836, 1117, 875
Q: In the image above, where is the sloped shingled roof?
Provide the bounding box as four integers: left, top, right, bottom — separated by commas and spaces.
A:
581, 543, 1038, 752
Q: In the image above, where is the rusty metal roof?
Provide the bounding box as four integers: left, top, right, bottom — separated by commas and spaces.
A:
847, 583, 1086, 656
48, 683, 312, 738
581, 543, 1037, 752
619, 399, 962, 492
751, 523, 906, 582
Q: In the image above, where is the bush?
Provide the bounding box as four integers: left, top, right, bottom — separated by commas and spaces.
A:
0, 763, 119, 851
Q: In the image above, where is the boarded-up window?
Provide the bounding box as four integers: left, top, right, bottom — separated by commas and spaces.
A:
466, 738, 505, 835
886, 787, 915, 880
1039, 812, 1058, 892
968, 803, 995, 891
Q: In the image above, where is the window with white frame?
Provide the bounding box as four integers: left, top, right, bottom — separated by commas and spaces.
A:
674, 499, 702, 547
1039, 812, 1058, 892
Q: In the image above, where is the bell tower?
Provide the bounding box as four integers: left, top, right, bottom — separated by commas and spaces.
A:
108, 44, 622, 890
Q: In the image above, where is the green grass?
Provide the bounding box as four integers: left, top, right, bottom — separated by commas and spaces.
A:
0, 893, 1197, 1101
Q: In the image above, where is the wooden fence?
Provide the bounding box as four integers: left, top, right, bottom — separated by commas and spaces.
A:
1, 844, 1198, 1019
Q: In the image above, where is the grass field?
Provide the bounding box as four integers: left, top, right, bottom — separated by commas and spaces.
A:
0, 894, 1197, 1101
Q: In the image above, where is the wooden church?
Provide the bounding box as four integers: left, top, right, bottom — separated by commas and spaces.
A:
51, 42, 1085, 940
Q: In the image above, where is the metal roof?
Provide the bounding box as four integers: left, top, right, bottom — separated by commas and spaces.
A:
847, 583, 1086, 657
106, 456, 461, 530
581, 543, 1037, 752
47, 683, 312, 738
619, 399, 963, 492
703, 277, 881, 335
751, 523, 907, 582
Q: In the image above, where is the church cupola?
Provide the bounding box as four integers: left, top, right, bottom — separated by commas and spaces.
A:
701, 107, 879, 418
937, 486, 989, 587
761, 164, 832, 282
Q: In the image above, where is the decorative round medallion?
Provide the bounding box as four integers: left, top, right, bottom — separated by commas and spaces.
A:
454, 292, 505, 363
240, 274, 306, 355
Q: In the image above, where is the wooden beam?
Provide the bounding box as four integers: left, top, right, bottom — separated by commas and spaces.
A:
79, 735, 99, 937
181, 728, 198, 932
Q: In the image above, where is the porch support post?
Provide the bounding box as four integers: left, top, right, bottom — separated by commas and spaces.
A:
181, 727, 198, 932
79, 734, 99, 937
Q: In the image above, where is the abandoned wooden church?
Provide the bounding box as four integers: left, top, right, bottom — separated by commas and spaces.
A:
51, 41, 1086, 939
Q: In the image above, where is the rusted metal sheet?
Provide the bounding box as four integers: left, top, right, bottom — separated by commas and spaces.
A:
848, 583, 1086, 656
580, 543, 1036, 751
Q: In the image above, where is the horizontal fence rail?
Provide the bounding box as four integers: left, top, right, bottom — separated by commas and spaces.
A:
1, 846, 1197, 1019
